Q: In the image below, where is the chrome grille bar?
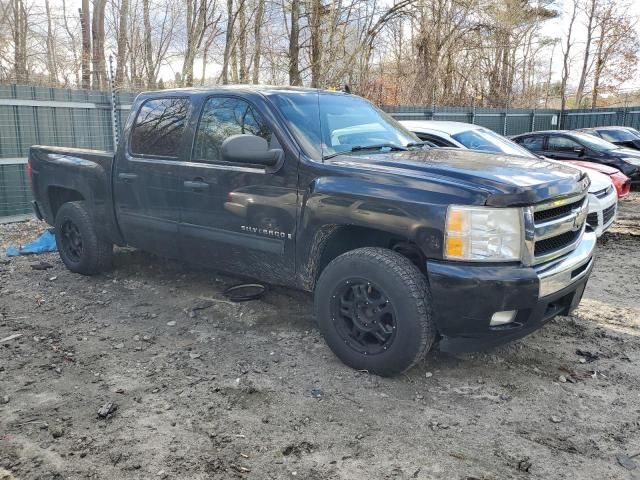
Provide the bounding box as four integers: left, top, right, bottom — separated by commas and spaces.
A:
523, 193, 589, 266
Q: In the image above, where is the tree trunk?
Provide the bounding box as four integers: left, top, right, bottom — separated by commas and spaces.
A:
13, 0, 28, 83
591, 21, 606, 109
142, 0, 155, 88
575, 0, 596, 106
115, 0, 129, 86
252, 0, 264, 84
181, 0, 209, 87
221, 0, 235, 84
238, 3, 248, 82
560, 0, 578, 122
309, 0, 322, 87
61, 0, 80, 85
92, 0, 107, 89
80, 0, 91, 89
45, 0, 58, 85
288, 0, 302, 86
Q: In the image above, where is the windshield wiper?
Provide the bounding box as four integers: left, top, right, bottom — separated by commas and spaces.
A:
322, 143, 408, 160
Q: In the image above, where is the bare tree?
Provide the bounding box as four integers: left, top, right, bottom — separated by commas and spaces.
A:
560, 0, 578, 114
92, 0, 108, 89
252, 0, 265, 83
115, 0, 129, 86
12, 0, 28, 83
80, 0, 91, 88
574, 0, 596, 106
288, 0, 302, 85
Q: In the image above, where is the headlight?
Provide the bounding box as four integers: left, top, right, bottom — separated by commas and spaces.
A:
445, 205, 523, 261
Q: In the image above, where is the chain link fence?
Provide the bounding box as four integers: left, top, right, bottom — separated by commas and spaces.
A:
0, 84, 135, 221
1, 84, 639, 222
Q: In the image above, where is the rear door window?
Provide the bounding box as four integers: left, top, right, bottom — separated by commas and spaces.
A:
130, 98, 190, 158
515, 135, 545, 152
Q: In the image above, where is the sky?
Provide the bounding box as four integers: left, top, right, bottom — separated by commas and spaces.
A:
542, 0, 640, 92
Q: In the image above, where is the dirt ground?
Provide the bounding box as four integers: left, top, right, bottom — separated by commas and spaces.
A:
1, 195, 639, 480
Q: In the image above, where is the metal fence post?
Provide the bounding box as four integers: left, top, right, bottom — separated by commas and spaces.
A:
531, 108, 536, 132
503, 92, 510, 136
108, 55, 119, 151
471, 101, 476, 125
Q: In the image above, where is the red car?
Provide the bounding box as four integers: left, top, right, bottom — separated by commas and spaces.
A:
566, 160, 631, 199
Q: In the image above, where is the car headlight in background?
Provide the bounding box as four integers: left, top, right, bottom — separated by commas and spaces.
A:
445, 205, 522, 261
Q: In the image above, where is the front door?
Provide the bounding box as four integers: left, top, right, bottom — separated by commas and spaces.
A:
179, 95, 299, 283
113, 96, 191, 258
543, 135, 586, 161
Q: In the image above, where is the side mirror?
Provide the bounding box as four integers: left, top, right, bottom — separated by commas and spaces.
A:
573, 146, 586, 156
221, 134, 282, 167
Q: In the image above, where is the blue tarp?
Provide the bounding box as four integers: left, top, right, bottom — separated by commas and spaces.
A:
6, 230, 57, 257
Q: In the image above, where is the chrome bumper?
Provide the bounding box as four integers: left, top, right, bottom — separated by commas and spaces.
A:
535, 230, 596, 297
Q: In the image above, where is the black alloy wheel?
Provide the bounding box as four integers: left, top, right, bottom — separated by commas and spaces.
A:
330, 279, 397, 355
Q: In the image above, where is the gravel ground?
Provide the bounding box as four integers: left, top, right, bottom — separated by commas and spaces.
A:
1, 194, 639, 480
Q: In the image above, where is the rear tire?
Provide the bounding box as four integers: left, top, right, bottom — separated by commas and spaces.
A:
314, 247, 436, 376
54, 201, 113, 275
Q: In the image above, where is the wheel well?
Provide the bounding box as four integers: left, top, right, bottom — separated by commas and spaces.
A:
48, 187, 84, 219
314, 226, 426, 284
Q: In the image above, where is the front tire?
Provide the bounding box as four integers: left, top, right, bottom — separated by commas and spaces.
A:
54, 201, 113, 275
314, 247, 436, 376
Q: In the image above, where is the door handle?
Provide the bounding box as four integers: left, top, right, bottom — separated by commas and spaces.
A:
183, 180, 209, 191
118, 173, 138, 182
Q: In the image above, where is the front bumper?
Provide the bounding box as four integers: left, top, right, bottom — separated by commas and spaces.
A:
586, 189, 618, 237
427, 230, 597, 353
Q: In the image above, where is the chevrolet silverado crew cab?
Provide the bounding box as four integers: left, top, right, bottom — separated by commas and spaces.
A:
29, 87, 596, 376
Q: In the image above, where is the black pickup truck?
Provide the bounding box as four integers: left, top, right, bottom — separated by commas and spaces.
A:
29, 87, 596, 376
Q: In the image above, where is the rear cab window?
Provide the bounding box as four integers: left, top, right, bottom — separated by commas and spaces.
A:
130, 97, 190, 158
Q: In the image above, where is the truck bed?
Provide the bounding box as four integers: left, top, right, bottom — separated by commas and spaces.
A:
29, 145, 122, 244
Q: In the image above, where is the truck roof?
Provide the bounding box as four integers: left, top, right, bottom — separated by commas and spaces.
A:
137, 85, 350, 98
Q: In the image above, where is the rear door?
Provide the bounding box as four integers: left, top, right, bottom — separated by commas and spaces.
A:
514, 134, 546, 155
113, 96, 191, 258
178, 95, 299, 283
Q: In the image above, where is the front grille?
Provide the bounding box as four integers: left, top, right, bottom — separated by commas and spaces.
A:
587, 212, 598, 227
602, 204, 616, 225
534, 198, 583, 223
535, 229, 582, 256
530, 194, 588, 265
593, 186, 613, 199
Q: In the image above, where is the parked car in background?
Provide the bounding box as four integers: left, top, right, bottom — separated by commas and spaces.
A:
577, 126, 640, 151
511, 130, 640, 186
402, 121, 618, 236
564, 161, 630, 199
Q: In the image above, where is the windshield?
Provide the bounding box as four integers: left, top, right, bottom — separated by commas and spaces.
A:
572, 131, 620, 152
268, 91, 419, 160
598, 129, 639, 143
451, 128, 536, 158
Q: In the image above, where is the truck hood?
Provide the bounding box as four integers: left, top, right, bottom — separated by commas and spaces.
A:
546, 160, 611, 192
327, 147, 588, 207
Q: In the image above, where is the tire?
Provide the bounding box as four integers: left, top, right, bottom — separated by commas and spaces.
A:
314, 247, 436, 377
54, 201, 113, 275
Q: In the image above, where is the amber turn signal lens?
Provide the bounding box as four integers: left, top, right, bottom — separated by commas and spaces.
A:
447, 209, 465, 232
445, 237, 464, 257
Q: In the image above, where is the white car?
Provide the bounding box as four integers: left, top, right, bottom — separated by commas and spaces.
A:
402, 120, 617, 237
